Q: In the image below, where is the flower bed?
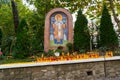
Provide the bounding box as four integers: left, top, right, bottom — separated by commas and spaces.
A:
36, 51, 113, 62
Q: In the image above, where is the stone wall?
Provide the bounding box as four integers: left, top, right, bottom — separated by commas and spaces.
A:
0, 60, 120, 80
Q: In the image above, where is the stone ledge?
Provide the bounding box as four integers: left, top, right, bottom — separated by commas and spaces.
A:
0, 56, 120, 69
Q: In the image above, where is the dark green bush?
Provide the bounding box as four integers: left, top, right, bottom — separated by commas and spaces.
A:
1, 35, 15, 56
12, 19, 31, 59
44, 50, 54, 57
66, 42, 73, 53
0, 28, 3, 46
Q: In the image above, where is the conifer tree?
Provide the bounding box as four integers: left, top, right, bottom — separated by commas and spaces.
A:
74, 9, 90, 51
99, 5, 118, 49
12, 19, 30, 59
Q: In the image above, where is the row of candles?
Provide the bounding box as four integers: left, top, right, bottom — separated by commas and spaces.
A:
36, 51, 113, 62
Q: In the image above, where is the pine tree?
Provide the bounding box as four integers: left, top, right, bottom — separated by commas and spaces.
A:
99, 5, 118, 49
74, 9, 90, 52
12, 19, 30, 59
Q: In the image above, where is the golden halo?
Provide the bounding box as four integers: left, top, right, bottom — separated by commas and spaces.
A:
55, 14, 62, 21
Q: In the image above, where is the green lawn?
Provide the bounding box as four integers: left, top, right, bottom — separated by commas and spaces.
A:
0, 57, 35, 64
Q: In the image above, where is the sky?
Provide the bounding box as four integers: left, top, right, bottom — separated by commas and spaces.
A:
22, 0, 35, 10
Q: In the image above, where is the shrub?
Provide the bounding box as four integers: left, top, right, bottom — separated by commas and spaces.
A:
74, 9, 90, 51
12, 19, 31, 59
66, 42, 73, 53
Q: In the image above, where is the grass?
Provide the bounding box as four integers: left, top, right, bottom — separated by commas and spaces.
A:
0, 57, 35, 64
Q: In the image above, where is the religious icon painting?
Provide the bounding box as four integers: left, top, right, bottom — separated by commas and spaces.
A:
50, 13, 68, 46
44, 8, 73, 52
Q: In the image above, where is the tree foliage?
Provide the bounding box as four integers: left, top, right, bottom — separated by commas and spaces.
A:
0, 28, 2, 46
0, 0, 35, 55
0, 0, 19, 33
74, 9, 90, 51
0, 4, 14, 35
99, 5, 118, 49
12, 19, 30, 59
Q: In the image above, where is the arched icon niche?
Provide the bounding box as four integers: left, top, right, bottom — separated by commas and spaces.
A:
44, 8, 73, 52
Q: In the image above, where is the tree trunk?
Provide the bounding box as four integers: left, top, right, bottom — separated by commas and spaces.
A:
11, 0, 19, 33
109, 0, 120, 31
10, 0, 19, 55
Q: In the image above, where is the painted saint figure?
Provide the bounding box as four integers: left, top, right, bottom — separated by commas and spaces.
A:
52, 14, 65, 44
